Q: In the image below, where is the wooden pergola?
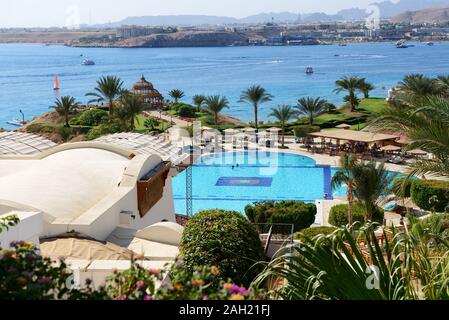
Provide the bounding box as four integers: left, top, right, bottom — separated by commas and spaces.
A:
130, 74, 164, 109
307, 129, 400, 157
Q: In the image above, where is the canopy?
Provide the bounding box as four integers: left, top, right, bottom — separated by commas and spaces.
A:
381, 145, 402, 152
336, 123, 352, 129
223, 129, 240, 134
309, 129, 399, 144
243, 127, 257, 132
407, 149, 427, 155
267, 127, 282, 132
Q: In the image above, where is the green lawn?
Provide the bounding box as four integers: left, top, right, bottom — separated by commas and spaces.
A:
134, 114, 170, 133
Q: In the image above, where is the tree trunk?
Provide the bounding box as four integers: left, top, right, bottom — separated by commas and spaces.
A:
350, 92, 356, 112
215, 113, 218, 126
109, 99, 114, 117
254, 103, 259, 143
309, 115, 314, 126
281, 126, 285, 148
347, 188, 354, 226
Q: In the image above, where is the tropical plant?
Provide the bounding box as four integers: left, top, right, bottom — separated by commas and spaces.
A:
268, 105, 297, 148
178, 105, 197, 118
0, 215, 19, 235
86, 75, 125, 117
144, 118, 160, 131
437, 75, 449, 95
359, 79, 375, 99
328, 203, 384, 227
245, 201, 317, 233
117, 93, 144, 131
169, 89, 185, 103
371, 95, 449, 178
334, 76, 364, 112
331, 153, 359, 225
295, 226, 337, 241
192, 94, 206, 112
179, 209, 265, 287
398, 74, 439, 97
239, 85, 273, 132
69, 108, 108, 127
204, 95, 229, 125
253, 221, 449, 300
411, 179, 449, 212
296, 97, 328, 125
51, 96, 79, 127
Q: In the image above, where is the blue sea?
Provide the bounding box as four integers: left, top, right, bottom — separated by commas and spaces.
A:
1, 42, 449, 129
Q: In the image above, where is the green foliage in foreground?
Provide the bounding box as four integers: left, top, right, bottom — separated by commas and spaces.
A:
245, 201, 317, 233
253, 220, 449, 300
329, 203, 384, 227
179, 210, 264, 287
411, 179, 449, 213
295, 226, 337, 241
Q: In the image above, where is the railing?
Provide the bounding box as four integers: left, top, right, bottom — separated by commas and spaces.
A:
253, 223, 295, 244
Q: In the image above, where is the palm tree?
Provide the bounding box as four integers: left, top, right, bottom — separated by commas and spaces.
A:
359, 79, 375, 99
371, 95, 449, 178
144, 118, 160, 131
192, 94, 206, 112
398, 74, 439, 97
268, 105, 297, 148
331, 153, 360, 226
120, 94, 144, 131
169, 89, 185, 103
296, 97, 328, 125
239, 85, 273, 132
353, 161, 396, 222
51, 96, 79, 127
86, 76, 125, 117
204, 95, 229, 125
334, 76, 364, 112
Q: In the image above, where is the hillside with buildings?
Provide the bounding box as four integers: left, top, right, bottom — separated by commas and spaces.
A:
391, 7, 449, 24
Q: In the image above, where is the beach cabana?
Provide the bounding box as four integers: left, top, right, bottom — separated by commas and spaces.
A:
380, 145, 402, 152
336, 123, 352, 130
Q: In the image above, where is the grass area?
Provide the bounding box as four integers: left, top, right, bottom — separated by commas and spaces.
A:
134, 114, 170, 133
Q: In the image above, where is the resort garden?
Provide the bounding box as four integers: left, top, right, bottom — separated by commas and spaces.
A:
2, 72, 449, 300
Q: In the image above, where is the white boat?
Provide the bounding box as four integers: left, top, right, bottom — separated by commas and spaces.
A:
82, 59, 95, 66
427, 41, 434, 46
306, 67, 314, 75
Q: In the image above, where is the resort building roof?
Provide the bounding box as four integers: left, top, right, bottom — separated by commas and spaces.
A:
309, 129, 400, 144
130, 74, 164, 108
95, 132, 189, 165
0, 131, 56, 155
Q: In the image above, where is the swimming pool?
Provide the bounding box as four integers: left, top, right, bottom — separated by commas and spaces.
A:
173, 151, 347, 214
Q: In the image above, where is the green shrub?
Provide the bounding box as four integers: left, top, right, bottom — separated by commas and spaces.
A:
180, 210, 264, 287
392, 178, 413, 198
293, 125, 321, 138
411, 179, 449, 212
178, 105, 197, 118
295, 226, 337, 241
69, 108, 108, 127
25, 123, 55, 134
328, 202, 384, 227
86, 122, 122, 140
58, 126, 72, 142
245, 201, 317, 232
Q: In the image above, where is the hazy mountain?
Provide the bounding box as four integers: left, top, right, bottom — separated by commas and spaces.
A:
373, 0, 449, 17
240, 12, 300, 24
391, 6, 449, 23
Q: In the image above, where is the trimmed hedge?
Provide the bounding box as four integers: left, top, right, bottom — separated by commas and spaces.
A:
411, 179, 449, 212
245, 201, 317, 232
179, 210, 264, 287
295, 226, 337, 241
69, 108, 108, 127
328, 202, 384, 227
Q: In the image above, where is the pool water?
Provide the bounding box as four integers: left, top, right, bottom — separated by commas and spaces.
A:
173, 152, 346, 214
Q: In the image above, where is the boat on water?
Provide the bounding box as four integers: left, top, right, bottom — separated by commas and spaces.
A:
306, 66, 314, 75
53, 75, 59, 91
338, 42, 347, 47
396, 39, 414, 48
82, 59, 95, 66
427, 41, 435, 46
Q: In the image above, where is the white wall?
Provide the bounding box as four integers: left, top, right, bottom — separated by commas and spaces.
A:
0, 212, 43, 249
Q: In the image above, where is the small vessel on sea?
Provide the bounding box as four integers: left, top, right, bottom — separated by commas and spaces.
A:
427, 41, 435, 46
396, 39, 414, 48
82, 59, 95, 66
53, 75, 60, 91
306, 66, 314, 75
338, 42, 347, 47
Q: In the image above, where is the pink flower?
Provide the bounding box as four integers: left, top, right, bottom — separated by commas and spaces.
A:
144, 296, 153, 301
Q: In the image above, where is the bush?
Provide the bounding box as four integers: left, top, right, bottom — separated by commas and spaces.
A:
411, 179, 449, 212
328, 202, 384, 227
86, 122, 122, 140
245, 201, 317, 232
179, 210, 264, 287
178, 105, 197, 118
294, 125, 321, 138
69, 108, 108, 127
392, 178, 413, 198
25, 123, 55, 134
295, 226, 337, 241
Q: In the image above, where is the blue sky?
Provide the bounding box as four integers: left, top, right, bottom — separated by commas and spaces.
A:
1, 0, 378, 27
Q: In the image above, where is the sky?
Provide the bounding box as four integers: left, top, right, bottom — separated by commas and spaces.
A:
0, 0, 379, 28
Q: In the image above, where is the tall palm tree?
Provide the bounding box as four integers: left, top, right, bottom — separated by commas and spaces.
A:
334, 76, 364, 112
120, 93, 144, 131
331, 153, 360, 226
169, 89, 185, 103
204, 95, 229, 125
239, 85, 273, 132
353, 161, 396, 222
359, 79, 375, 99
398, 74, 439, 97
296, 97, 328, 125
86, 76, 125, 117
192, 94, 206, 112
51, 96, 79, 127
268, 105, 297, 148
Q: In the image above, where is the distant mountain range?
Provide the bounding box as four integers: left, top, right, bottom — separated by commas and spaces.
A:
87, 0, 449, 28
391, 7, 449, 23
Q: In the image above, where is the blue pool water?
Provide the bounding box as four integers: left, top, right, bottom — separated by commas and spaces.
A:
173, 151, 346, 214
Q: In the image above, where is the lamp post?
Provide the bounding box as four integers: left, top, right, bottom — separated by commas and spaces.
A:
19, 109, 25, 124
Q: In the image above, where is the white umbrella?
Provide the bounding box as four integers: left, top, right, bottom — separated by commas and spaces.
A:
224, 128, 239, 135
407, 149, 427, 155
381, 145, 402, 152
336, 123, 352, 129
243, 127, 257, 133
267, 127, 282, 132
